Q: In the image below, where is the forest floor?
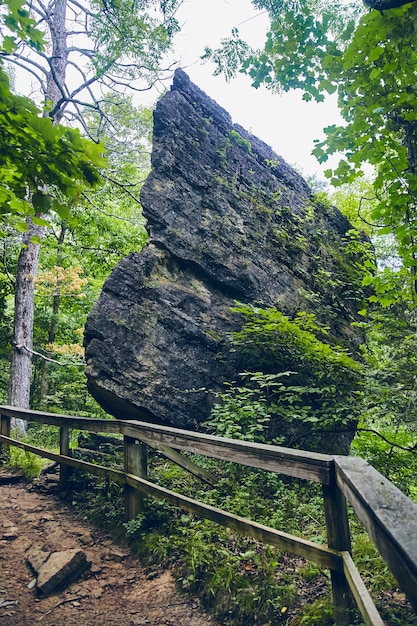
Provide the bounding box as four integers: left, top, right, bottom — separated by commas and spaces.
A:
1, 467, 416, 626
0, 470, 215, 626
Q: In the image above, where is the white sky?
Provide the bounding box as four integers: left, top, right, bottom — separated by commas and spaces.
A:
11, 0, 342, 181
168, 0, 343, 181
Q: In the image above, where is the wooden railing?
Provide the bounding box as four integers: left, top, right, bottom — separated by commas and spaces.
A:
1, 405, 416, 626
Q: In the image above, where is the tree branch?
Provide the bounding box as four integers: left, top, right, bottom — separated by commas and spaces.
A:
14, 343, 85, 367
81, 192, 143, 223
67, 0, 96, 18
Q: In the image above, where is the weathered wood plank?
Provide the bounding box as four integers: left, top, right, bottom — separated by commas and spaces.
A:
124, 436, 147, 520
122, 421, 333, 484
0, 433, 342, 572
323, 482, 354, 624
0, 435, 126, 482
0, 412, 11, 461
0, 406, 333, 483
0, 413, 11, 436
0, 406, 123, 434
342, 551, 385, 626
59, 426, 71, 490
335, 455, 417, 613
146, 441, 219, 486
122, 473, 342, 571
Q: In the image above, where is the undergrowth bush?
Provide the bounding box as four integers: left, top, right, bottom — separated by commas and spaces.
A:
7, 446, 49, 479
121, 457, 336, 624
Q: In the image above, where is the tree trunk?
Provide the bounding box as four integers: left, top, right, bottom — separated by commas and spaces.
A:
8, 0, 68, 425
45, 0, 68, 122
8, 221, 45, 431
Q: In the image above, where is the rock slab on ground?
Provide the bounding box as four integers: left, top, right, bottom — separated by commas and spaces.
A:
27, 546, 90, 595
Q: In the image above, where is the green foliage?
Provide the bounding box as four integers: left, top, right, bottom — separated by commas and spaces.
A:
202, 380, 272, 442
329, 177, 376, 236
204, 1, 361, 97
0, 1, 107, 229
228, 129, 253, 153
232, 305, 360, 379
0, 67, 105, 231
7, 446, 49, 478
210, 305, 362, 447
89, 0, 180, 84
351, 305, 417, 497
314, 5, 417, 301
202, 27, 253, 81
291, 596, 334, 625
0, 0, 45, 52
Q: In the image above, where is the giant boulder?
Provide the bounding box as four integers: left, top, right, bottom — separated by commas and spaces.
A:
84, 69, 363, 449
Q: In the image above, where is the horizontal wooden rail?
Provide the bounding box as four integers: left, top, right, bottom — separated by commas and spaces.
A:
335, 456, 417, 613
342, 552, 385, 626
0, 405, 333, 483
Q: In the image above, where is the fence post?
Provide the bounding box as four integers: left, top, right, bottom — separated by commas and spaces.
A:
0, 412, 11, 464
59, 426, 72, 490
124, 436, 147, 521
323, 477, 354, 625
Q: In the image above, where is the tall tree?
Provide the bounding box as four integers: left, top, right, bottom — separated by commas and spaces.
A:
0, 2, 105, 424
2, 0, 180, 415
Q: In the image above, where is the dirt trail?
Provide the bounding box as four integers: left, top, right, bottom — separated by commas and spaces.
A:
0, 472, 215, 626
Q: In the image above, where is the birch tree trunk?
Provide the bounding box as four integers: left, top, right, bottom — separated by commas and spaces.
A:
8, 0, 68, 425
8, 222, 45, 430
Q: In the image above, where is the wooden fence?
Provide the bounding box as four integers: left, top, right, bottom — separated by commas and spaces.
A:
1, 404, 416, 626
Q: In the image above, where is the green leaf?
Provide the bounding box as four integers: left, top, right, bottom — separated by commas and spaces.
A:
15, 220, 28, 232
53, 202, 70, 220
32, 192, 52, 212
368, 46, 384, 62
2, 35, 17, 53
31, 215, 50, 227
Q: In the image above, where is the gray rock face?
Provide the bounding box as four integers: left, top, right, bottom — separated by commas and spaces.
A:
84, 69, 363, 443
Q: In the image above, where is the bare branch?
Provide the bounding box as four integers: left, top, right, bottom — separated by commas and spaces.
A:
356, 426, 417, 453
15, 343, 85, 367
6, 52, 49, 82
65, 46, 96, 57
67, 0, 96, 18
81, 192, 143, 224
100, 174, 143, 204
